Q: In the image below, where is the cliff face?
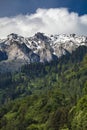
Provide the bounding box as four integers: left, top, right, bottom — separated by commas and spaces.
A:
0, 33, 87, 72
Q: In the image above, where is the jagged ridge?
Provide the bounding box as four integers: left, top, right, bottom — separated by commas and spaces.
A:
0, 32, 87, 72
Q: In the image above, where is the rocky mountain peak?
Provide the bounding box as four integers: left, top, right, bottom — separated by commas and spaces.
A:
34, 32, 50, 41
0, 33, 87, 72
7, 33, 18, 40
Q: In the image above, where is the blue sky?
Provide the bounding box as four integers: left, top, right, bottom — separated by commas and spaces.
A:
0, 0, 87, 38
0, 0, 87, 17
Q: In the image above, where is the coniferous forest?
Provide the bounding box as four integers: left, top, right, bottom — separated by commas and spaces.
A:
0, 46, 87, 130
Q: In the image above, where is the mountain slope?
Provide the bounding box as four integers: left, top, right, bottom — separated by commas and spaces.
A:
0, 47, 87, 130
0, 33, 87, 72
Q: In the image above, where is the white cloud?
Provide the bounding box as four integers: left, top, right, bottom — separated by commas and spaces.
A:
0, 8, 87, 38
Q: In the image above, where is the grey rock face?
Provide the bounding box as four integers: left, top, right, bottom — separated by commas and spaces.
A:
0, 32, 87, 72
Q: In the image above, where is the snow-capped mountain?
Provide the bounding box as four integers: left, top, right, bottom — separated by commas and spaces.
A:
0, 32, 87, 72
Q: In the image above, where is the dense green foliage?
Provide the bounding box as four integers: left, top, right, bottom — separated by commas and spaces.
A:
0, 46, 87, 130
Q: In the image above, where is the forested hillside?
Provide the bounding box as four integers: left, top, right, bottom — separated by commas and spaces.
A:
0, 46, 87, 130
